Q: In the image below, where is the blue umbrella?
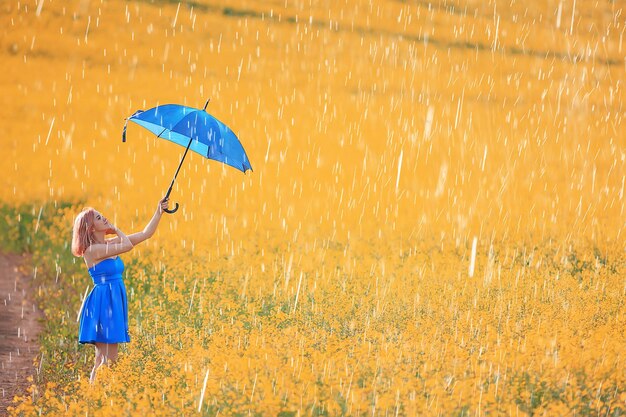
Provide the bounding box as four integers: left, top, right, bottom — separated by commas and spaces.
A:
122, 99, 252, 214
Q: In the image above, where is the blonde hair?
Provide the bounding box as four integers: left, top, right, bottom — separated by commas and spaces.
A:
71, 208, 96, 256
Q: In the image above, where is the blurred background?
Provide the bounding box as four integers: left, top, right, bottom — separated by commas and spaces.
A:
2, 0, 624, 253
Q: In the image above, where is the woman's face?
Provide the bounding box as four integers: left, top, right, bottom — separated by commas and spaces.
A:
91, 211, 111, 233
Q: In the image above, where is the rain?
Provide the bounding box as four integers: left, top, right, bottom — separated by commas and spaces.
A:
0, 0, 625, 415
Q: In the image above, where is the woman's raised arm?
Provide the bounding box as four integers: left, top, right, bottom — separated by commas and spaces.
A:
86, 226, 134, 263
105, 198, 169, 247
126, 197, 169, 246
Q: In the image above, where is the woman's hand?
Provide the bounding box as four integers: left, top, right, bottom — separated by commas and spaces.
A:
158, 197, 170, 214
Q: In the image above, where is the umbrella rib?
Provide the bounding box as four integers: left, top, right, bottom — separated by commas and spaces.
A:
156, 127, 168, 138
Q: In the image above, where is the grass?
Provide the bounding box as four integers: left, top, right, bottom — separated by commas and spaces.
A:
3, 201, 624, 416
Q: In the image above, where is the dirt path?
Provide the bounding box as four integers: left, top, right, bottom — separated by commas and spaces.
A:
0, 253, 42, 416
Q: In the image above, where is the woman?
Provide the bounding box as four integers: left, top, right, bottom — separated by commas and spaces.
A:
71, 197, 169, 382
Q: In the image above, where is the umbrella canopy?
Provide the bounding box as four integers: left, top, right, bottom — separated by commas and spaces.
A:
122, 100, 252, 213
123, 101, 252, 173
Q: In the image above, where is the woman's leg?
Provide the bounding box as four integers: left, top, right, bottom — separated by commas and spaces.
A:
90, 343, 119, 382
99, 343, 119, 363
90, 345, 104, 383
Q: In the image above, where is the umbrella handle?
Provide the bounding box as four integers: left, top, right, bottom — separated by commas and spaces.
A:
163, 202, 179, 214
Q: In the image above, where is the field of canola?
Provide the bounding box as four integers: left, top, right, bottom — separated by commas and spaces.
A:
1, 0, 625, 415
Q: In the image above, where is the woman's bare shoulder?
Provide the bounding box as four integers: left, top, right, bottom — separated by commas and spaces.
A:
82, 244, 105, 266
82, 246, 98, 261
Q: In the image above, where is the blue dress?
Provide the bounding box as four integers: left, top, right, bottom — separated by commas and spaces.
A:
78, 256, 130, 344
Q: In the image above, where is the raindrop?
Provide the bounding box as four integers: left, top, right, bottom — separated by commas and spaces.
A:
469, 237, 478, 277
423, 106, 434, 139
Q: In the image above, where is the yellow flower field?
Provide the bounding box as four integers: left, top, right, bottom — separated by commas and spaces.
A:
1, 0, 625, 415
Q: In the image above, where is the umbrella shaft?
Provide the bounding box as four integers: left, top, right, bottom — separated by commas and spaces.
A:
165, 137, 193, 199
